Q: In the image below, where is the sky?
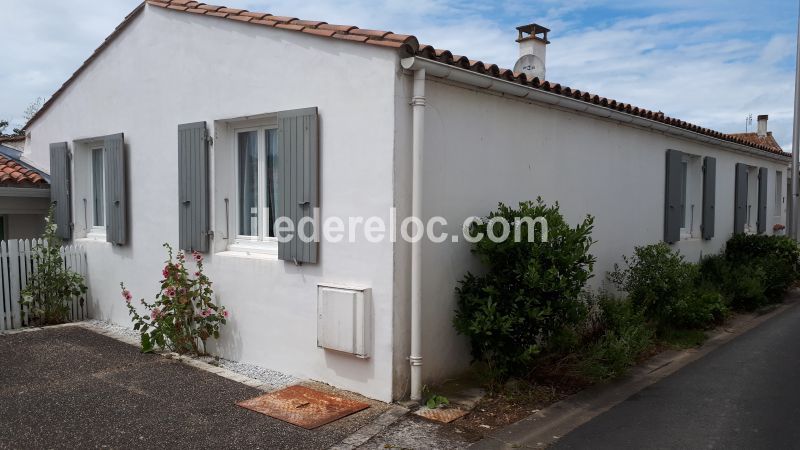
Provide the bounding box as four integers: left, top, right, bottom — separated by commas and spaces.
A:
1, 0, 798, 148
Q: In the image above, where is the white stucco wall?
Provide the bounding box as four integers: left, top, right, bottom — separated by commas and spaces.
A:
394, 76, 789, 386
24, 6, 400, 401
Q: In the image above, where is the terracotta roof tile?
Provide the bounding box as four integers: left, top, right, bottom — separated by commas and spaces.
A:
275, 23, 304, 31
292, 19, 326, 27
228, 14, 252, 22
240, 11, 269, 19
22, 0, 790, 159
302, 28, 337, 38
349, 28, 391, 38
331, 34, 369, 43
729, 132, 784, 153
267, 15, 297, 23
318, 23, 357, 32
218, 7, 244, 14
0, 155, 47, 187
251, 18, 278, 26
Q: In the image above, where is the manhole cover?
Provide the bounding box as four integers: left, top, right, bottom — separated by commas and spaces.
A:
237, 385, 369, 429
415, 407, 468, 423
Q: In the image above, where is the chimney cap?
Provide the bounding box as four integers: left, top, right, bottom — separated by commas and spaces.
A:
516, 23, 550, 44
757, 114, 769, 121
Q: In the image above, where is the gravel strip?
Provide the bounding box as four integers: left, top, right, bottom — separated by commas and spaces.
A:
84, 319, 298, 390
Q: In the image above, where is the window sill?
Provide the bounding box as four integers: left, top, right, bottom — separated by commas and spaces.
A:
228, 240, 278, 255
76, 236, 110, 245
215, 250, 279, 261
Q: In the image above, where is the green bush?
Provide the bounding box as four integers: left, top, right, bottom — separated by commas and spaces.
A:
578, 296, 653, 381
453, 199, 596, 380
20, 207, 87, 326
724, 234, 800, 303
608, 243, 698, 326
669, 289, 728, 329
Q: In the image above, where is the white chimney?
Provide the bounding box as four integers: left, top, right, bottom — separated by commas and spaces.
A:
757, 114, 769, 137
513, 24, 549, 80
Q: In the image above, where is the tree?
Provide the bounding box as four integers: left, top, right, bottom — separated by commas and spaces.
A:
0, 97, 44, 137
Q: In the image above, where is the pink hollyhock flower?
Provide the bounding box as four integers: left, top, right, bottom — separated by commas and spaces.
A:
193, 251, 203, 263
162, 266, 170, 278
122, 290, 132, 303
222, 310, 230, 319
200, 308, 213, 318
165, 287, 176, 298
151, 308, 162, 320
194, 271, 201, 277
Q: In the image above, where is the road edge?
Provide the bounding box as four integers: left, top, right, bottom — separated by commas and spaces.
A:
469, 293, 800, 449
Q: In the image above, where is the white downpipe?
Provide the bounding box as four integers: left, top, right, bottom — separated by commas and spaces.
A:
410, 68, 426, 401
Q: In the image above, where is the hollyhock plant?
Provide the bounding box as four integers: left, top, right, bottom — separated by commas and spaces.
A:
121, 243, 228, 354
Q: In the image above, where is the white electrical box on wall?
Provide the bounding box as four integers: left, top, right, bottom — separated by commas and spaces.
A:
317, 284, 371, 358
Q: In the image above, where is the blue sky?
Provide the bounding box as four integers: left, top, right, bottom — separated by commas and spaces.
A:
2, 0, 798, 148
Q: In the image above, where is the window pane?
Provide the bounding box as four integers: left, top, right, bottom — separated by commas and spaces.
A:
92, 148, 104, 227
265, 129, 278, 238
238, 131, 259, 236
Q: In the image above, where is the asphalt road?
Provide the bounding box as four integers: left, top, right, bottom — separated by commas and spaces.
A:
553, 302, 800, 450
0, 327, 381, 449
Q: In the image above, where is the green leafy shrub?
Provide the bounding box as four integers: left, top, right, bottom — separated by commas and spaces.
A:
724, 234, 800, 303
608, 243, 698, 326
698, 253, 767, 311
578, 296, 653, 381
453, 199, 596, 380
122, 244, 228, 354
669, 289, 728, 329
20, 207, 87, 326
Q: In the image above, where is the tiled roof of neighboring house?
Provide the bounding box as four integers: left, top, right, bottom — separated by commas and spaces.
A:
0, 152, 48, 187
0, 135, 25, 144
24, 0, 791, 159
728, 132, 783, 154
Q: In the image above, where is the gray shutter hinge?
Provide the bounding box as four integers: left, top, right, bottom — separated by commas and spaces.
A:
205, 133, 213, 146
206, 230, 214, 240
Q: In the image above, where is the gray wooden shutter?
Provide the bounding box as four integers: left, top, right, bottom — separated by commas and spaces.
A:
664, 149, 683, 243
734, 163, 748, 234
701, 156, 716, 240
757, 167, 768, 234
104, 133, 127, 245
49, 142, 72, 240
277, 107, 319, 264
178, 122, 210, 252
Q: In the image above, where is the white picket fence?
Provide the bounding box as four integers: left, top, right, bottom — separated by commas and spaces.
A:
0, 239, 88, 331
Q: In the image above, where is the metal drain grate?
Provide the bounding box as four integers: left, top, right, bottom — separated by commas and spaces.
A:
237, 385, 369, 429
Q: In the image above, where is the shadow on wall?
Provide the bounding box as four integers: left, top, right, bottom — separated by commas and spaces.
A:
323, 348, 375, 385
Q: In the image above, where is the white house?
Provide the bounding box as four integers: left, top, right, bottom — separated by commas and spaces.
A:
21, 0, 790, 402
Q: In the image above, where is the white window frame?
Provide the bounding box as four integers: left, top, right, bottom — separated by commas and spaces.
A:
680, 154, 701, 240
229, 124, 279, 255
87, 143, 107, 240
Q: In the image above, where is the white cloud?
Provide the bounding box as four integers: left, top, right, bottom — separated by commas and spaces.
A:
1, 0, 796, 150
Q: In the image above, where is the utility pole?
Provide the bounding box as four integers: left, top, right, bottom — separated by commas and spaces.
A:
792, 0, 800, 240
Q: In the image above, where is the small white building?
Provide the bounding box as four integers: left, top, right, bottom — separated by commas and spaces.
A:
21, 0, 790, 402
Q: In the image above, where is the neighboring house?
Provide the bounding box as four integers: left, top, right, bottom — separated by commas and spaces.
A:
0, 135, 26, 152
0, 138, 49, 239
21, 0, 790, 402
